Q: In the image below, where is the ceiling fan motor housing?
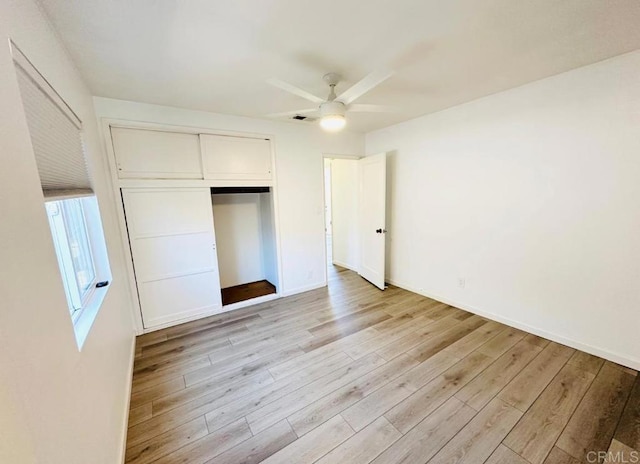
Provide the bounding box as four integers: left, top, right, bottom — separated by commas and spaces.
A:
320, 100, 346, 118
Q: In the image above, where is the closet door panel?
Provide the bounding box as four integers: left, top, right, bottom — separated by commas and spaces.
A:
124, 189, 213, 236
138, 272, 221, 327
133, 233, 215, 281
200, 134, 272, 180
122, 188, 222, 329
111, 127, 203, 179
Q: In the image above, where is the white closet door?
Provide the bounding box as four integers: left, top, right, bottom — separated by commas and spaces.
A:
111, 127, 203, 179
122, 188, 222, 329
200, 134, 272, 180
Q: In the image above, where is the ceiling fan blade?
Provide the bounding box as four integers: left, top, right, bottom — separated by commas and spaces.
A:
348, 104, 396, 113
336, 69, 395, 105
266, 108, 318, 118
267, 78, 325, 104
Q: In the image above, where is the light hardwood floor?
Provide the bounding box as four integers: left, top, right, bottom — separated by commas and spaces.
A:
125, 266, 640, 464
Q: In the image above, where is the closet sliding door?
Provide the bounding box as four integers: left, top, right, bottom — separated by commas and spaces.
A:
122, 188, 222, 328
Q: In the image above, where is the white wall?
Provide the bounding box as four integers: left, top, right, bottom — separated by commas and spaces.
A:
212, 193, 265, 288
366, 50, 640, 369
329, 159, 359, 270
93, 98, 365, 296
260, 192, 279, 288
0, 1, 136, 463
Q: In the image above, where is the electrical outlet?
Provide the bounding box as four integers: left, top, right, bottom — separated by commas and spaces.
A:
458, 278, 466, 289
307, 270, 313, 280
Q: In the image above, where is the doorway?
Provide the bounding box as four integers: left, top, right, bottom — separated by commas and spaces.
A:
323, 156, 360, 276
324, 159, 333, 267
323, 153, 388, 290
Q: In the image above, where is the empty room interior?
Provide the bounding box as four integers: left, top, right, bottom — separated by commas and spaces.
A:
2, 1, 640, 463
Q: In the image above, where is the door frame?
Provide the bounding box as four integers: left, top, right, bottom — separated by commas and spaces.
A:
321, 153, 361, 285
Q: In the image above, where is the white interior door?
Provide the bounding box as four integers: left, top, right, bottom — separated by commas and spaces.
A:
122, 188, 222, 329
358, 153, 387, 290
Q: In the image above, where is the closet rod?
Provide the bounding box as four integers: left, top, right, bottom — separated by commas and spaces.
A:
210, 186, 270, 195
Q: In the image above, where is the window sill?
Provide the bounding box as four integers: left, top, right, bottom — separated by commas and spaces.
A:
73, 284, 109, 350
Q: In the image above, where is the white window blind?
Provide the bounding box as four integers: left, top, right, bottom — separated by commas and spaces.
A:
11, 42, 93, 200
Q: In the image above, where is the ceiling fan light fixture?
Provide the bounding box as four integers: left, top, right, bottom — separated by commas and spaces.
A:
266, 70, 394, 131
320, 114, 346, 131
319, 101, 347, 132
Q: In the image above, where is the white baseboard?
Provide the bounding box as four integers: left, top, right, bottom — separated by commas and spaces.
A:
142, 284, 327, 335
119, 333, 136, 463
281, 281, 327, 297
387, 278, 640, 371
141, 282, 329, 335
221, 293, 280, 312
141, 294, 282, 334
143, 303, 229, 331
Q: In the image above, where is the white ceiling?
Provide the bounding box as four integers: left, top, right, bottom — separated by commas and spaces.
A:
38, 0, 640, 132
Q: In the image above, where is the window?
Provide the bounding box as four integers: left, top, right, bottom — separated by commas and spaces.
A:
11, 41, 111, 349
45, 198, 98, 322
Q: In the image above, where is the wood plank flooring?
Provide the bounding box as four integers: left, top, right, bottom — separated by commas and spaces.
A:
126, 266, 639, 464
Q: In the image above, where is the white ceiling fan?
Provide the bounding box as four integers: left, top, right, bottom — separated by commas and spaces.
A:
266, 70, 395, 131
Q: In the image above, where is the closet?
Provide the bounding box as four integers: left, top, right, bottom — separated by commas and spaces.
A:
210, 187, 278, 305
110, 125, 278, 331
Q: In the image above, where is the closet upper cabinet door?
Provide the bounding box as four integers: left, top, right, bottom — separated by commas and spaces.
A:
200, 134, 272, 181
111, 127, 203, 179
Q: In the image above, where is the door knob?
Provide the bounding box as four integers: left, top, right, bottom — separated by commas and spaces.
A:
376, 228, 387, 234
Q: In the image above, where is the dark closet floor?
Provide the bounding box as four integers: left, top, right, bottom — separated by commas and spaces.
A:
221, 280, 277, 306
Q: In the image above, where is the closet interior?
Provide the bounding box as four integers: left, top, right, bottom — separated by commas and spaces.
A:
210, 187, 278, 305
